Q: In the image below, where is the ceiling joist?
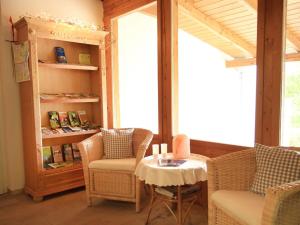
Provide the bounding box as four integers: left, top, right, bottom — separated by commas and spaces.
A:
241, 0, 300, 51
226, 52, 300, 68
178, 0, 256, 57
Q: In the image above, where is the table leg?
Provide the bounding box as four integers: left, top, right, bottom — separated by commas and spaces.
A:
177, 185, 182, 225
145, 185, 155, 225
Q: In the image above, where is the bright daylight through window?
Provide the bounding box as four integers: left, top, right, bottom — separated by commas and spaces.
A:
281, 62, 300, 146
178, 30, 256, 146
116, 6, 158, 133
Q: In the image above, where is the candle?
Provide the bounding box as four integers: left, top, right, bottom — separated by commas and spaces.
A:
161, 143, 168, 158
152, 144, 159, 159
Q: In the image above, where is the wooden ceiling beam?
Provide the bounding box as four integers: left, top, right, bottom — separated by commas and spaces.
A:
178, 0, 256, 57
241, 0, 300, 51
226, 52, 300, 68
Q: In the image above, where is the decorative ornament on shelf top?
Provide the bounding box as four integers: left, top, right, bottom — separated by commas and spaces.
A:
20, 12, 105, 32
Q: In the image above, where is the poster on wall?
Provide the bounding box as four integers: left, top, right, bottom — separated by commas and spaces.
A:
11, 41, 30, 82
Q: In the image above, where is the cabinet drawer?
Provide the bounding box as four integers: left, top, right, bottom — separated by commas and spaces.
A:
42, 168, 84, 189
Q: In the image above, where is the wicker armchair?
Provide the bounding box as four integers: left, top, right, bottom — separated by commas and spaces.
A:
207, 149, 300, 225
78, 128, 153, 212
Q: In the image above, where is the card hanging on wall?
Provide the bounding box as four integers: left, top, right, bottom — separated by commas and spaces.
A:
11, 41, 30, 82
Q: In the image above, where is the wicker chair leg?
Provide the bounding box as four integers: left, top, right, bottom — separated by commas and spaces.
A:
136, 178, 141, 213
208, 202, 216, 225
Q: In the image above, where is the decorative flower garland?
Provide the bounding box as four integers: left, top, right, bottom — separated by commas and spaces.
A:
20, 12, 105, 31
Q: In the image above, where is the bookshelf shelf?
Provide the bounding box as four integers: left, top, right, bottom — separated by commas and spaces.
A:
40, 96, 99, 103
42, 129, 99, 139
39, 62, 98, 71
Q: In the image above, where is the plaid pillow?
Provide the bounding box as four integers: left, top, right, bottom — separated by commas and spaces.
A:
101, 128, 134, 159
251, 143, 300, 195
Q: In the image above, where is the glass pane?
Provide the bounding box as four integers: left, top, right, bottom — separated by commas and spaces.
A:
177, 1, 257, 146
281, 0, 300, 146
115, 3, 158, 133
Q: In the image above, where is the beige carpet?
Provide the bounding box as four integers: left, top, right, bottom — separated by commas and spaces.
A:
0, 188, 208, 225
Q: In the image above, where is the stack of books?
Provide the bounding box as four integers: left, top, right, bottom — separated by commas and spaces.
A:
155, 185, 200, 198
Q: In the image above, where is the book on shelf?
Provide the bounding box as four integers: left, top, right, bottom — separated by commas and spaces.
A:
51, 145, 64, 163
62, 126, 83, 132
61, 126, 73, 133
158, 159, 186, 167
68, 111, 80, 127
77, 110, 89, 127
63, 144, 74, 162
55, 47, 67, 63
72, 143, 81, 161
48, 111, 60, 129
42, 146, 53, 168
70, 126, 82, 132
41, 127, 52, 135
48, 162, 73, 169
58, 111, 70, 127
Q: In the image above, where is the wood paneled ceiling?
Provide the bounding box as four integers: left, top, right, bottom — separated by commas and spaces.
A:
141, 0, 300, 61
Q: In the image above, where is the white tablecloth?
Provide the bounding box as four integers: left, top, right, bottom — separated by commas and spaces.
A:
135, 153, 208, 186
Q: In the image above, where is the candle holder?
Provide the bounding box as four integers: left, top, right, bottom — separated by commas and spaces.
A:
161, 143, 168, 159
152, 144, 159, 160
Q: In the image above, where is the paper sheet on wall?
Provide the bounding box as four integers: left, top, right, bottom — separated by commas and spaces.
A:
11, 41, 30, 82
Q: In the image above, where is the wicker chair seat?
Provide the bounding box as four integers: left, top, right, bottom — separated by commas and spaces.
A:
89, 158, 136, 171
211, 190, 265, 225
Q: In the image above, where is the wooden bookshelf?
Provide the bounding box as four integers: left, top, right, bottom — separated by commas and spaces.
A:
15, 17, 108, 201
39, 63, 98, 71
40, 96, 99, 104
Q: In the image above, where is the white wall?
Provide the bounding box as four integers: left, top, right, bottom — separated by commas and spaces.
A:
0, 0, 103, 191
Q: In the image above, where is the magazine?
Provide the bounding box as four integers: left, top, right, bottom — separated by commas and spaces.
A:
63, 144, 74, 162
155, 185, 200, 198
48, 111, 60, 129
61, 126, 74, 133
72, 143, 81, 161
68, 111, 80, 127
51, 145, 63, 163
58, 111, 70, 127
42, 146, 53, 168
158, 159, 186, 167
77, 110, 89, 127
48, 162, 73, 169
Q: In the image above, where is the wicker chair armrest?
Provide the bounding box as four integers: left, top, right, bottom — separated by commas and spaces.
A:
134, 131, 153, 167
78, 132, 104, 167
207, 149, 256, 193
262, 180, 300, 225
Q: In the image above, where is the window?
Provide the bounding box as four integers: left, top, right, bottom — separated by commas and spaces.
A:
178, 30, 256, 146
281, 62, 300, 146
114, 3, 158, 133
281, 0, 300, 146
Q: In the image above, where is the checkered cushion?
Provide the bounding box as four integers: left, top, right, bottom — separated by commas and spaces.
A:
250, 143, 300, 195
101, 128, 134, 159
